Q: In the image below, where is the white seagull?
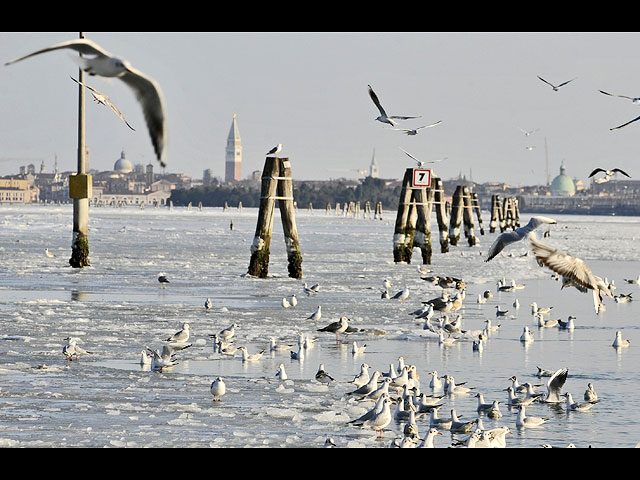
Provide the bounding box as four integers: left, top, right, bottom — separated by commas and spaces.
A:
584, 383, 599, 403
484, 215, 557, 262
564, 392, 595, 412
44, 248, 55, 258
529, 235, 613, 313
543, 367, 569, 403
611, 114, 640, 131
70, 75, 135, 130
515, 405, 549, 428
306, 305, 322, 323
588, 167, 631, 183
612, 330, 631, 348
537, 75, 576, 91
238, 346, 264, 362
210, 377, 226, 401
367, 84, 420, 127
599, 89, 640, 104
266, 143, 282, 155
399, 147, 446, 167
392, 120, 442, 135
166, 323, 190, 343
317, 316, 349, 340
275, 363, 288, 381
5, 37, 167, 167
518, 127, 540, 136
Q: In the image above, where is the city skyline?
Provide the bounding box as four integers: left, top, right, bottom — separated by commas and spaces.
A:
2, 32, 640, 186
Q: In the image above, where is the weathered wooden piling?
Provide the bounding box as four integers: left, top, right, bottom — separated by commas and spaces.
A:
471, 192, 485, 235
512, 197, 520, 227
503, 197, 512, 231
375, 202, 383, 220
413, 180, 434, 264
462, 186, 477, 246
276, 158, 303, 278
248, 157, 303, 279
393, 169, 415, 263
448, 185, 464, 246
432, 177, 449, 253
489, 195, 499, 233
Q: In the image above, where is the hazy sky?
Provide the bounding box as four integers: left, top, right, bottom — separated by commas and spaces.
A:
2, 32, 640, 186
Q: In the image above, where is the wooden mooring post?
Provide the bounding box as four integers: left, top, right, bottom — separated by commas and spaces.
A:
392, 168, 436, 264
471, 192, 485, 235
432, 177, 449, 253
462, 186, 477, 246
248, 157, 303, 279
448, 185, 464, 246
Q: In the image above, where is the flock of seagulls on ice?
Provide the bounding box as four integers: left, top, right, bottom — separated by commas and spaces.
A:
7, 36, 637, 447
59, 216, 637, 448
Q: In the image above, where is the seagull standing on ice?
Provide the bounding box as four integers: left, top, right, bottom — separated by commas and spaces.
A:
484, 215, 557, 262
306, 305, 322, 323
5, 37, 167, 167
367, 84, 420, 127
166, 323, 190, 343
210, 377, 226, 401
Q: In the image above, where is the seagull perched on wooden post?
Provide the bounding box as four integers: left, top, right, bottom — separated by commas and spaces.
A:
266, 143, 282, 155
5, 37, 167, 167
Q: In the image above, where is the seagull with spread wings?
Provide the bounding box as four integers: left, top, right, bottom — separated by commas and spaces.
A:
70, 76, 135, 130
529, 234, 613, 313
399, 147, 446, 168
537, 75, 576, 91
391, 120, 442, 135
588, 168, 631, 183
599, 89, 640, 104
5, 37, 167, 167
368, 84, 420, 126
484, 216, 557, 262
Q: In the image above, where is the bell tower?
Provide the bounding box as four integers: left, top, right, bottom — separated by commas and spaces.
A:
225, 113, 242, 182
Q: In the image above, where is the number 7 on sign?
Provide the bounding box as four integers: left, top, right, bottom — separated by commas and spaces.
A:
412, 168, 432, 187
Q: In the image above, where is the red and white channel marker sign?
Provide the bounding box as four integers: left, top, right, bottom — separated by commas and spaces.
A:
412, 168, 432, 187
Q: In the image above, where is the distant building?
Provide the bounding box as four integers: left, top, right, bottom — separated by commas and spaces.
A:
0, 177, 39, 203
369, 149, 379, 178
549, 161, 575, 196
225, 114, 242, 182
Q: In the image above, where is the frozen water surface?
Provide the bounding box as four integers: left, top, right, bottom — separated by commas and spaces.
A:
1, 204, 640, 448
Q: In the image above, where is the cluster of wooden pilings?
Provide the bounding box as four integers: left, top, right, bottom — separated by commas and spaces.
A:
489, 194, 520, 232
325, 201, 383, 219
247, 157, 303, 279
393, 168, 494, 264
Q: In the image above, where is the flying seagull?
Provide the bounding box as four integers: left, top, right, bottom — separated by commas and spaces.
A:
484, 216, 557, 262
610, 114, 640, 131
529, 234, 613, 313
399, 147, 446, 168
5, 37, 167, 167
70, 76, 135, 130
367, 84, 420, 127
588, 168, 631, 184
517, 127, 540, 136
537, 75, 576, 91
391, 120, 442, 135
599, 89, 640, 104
266, 143, 282, 155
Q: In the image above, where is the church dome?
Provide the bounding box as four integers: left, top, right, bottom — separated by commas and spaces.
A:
550, 162, 575, 196
114, 150, 133, 173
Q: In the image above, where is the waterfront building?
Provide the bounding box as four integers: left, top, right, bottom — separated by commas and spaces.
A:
549, 161, 575, 196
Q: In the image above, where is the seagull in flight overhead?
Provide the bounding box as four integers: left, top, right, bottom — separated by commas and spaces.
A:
367, 84, 420, 127
5, 37, 167, 167
517, 127, 540, 136
484, 216, 557, 262
391, 120, 442, 135
70, 76, 135, 130
588, 168, 631, 184
266, 143, 282, 155
599, 89, 640, 105
537, 75, 576, 91
399, 147, 446, 168
529, 234, 613, 313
